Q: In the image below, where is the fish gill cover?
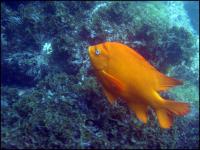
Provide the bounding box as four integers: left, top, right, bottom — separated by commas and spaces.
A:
1, 1, 199, 149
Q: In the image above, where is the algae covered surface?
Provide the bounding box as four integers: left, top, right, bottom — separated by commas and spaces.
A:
1, 1, 199, 149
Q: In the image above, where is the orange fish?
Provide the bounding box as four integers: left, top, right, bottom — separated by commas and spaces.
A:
88, 41, 190, 129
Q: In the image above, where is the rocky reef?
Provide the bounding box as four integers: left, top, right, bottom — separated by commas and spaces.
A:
1, 1, 199, 149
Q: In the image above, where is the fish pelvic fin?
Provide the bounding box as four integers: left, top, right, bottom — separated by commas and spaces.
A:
102, 87, 117, 105
156, 99, 190, 129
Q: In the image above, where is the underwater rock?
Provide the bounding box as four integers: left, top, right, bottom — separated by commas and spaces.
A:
2, 52, 49, 86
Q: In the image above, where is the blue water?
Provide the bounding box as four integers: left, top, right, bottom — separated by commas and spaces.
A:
184, 1, 199, 34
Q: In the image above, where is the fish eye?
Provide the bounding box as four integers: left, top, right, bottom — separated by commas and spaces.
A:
95, 49, 100, 55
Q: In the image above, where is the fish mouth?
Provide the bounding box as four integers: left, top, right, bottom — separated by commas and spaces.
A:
88, 46, 93, 58
88, 46, 91, 53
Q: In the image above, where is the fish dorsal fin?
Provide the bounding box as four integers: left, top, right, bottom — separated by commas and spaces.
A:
111, 42, 158, 72
155, 72, 183, 91
102, 87, 117, 105
129, 103, 148, 123
101, 70, 125, 92
128, 48, 160, 73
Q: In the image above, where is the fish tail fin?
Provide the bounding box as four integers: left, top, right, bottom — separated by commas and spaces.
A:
156, 99, 190, 128
164, 99, 190, 116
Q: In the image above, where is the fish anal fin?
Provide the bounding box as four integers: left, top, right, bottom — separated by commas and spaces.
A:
129, 103, 148, 123
103, 88, 117, 105
101, 70, 125, 92
156, 72, 183, 91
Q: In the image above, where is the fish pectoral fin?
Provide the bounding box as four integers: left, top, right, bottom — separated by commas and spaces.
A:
102, 88, 117, 105
129, 103, 148, 123
156, 72, 182, 91
102, 70, 125, 92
